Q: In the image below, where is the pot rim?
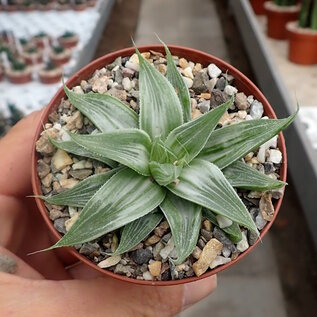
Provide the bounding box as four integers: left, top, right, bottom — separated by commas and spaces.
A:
264, 1, 300, 12
31, 45, 287, 286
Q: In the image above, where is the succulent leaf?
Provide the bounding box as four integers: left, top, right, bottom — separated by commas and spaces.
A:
50, 138, 117, 168
111, 212, 163, 256
166, 97, 233, 164
163, 42, 191, 122
51, 168, 166, 247
160, 192, 202, 265
136, 48, 183, 140
223, 160, 286, 191
64, 84, 138, 132
39, 167, 123, 207
199, 111, 297, 169
167, 159, 259, 234
69, 129, 152, 176
203, 209, 242, 243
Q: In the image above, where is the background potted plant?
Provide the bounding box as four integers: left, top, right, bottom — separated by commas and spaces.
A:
38, 60, 62, 84
32, 32, 51, 49
37, 0, 54, 11
72, 0, 87, 11
5, 0, 19, 11
19, 0, 36, 11
7, 58, 32, 84
49, 44, 71, 65
56, 0, 71, 11
250, 0, 268, 15
287, 0, 317, 64
32, 44, 296, 285
58, 31, 79, 48
265, 0, 300, 39
21, 45, 43, 65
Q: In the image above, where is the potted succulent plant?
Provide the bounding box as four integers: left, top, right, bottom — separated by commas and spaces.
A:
19, 0, 36, 11
56, 0, 71, 10
33, 44, 296, 285
287, 0, 317, 64
38, 60, 62, 84
49, 44, 71, 65
32, 32, 50, 49
7, 58, 32, 84
5, 0, 18, 11
72, 0, 87, 11
58, 31, 79, 48
265, 0, 300, 39
37, 0, 54, 11
250, 0, 268, 15
21, 45, 43, 65
19, 37, 29, 49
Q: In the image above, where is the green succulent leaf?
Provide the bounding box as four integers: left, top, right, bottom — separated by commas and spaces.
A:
69, 129, 152, 176
224, 160, 286, 191
136, 48, 183, 140
163, 42, 191, 122
64, 84, 138, 132
167, 159, 258, 233
166, 97, 233, 164
50, 138, 117, 168
39, 167, 123, 207
51, 168, 166, 247
199, 111, 297, 169
112, 212, 163, 256
160, 192, 202, 265
203, 209, 242, 243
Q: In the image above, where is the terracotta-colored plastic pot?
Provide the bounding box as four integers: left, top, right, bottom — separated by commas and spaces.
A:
265, 2, 300, 39
5, 4, 18, 12
20, 4, 36, 11
250, 0, 268, 15
7, 69, 32, 84
58, 35, 79, 48
32, 36, 51, 49
56, 4, 70, 11
21, 53, 43, 65
32, 45, 287, 286
38, 68, 63, 84
287, 21, 317, 65
37, 3, 55, 11
49, 50, 72, 66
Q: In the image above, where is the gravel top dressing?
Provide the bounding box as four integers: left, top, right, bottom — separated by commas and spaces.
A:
36, 49, 286, 281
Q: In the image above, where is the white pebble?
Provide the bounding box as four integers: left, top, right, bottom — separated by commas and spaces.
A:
268, 149, 282, 164
122, 77, 133, 91
125, 61, 139, 72
210, 256, 231, 269
224, 85, 238, 96
207, 63, 222, 78
143, 271, 154, 281
183, 76, 193, 88
216, 215, 233, 228
98, 256, 121, 268
247, 95, 254, 104
250, 100, 264, 119
183, 66, 194, 79
245, 115, 253, 121
237, 231, 249, 252
159, 238, 174, 259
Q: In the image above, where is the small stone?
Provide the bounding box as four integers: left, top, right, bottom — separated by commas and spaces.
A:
179, 58, 189, 69
125, 61, 139, 72
54, 217, 68, 234
250, 100, 264, 119
92, 76, 109, 94
79, 243, 99, 256
198, 100, 210, 114
267, 149, 282, 164
193, 63, 202, 73
271, 188, 284, 199
192, 246, 202, 259
192, 238, 223, 277
69, 169, 93, 180
213, 227, 237, 254
192, 108, 202, 119
244, 152, 254, 162
0, 254, 17, 274
73, 86, 84, 94
224, 85, 238, 96
248, 230, 258, 246
145, 235, 161, 246
207, 63, 222, 78
122, 67, 135, 78
222, 246, 231, 258
122, 77, 133, 91
148, 261, 162, 277
218, 111, 231, 126
154, 221, 169, 237
183, 66, 194, 79
114, 264, 134, 275
52, 149, 73, 171
160, 238, 174, 259
98, 255, 121, 268
237, 231, 249, 252
37, 160, 51, 178
65, 212, 79, 232
210, 89, 229, 108
157, 64, 167, 75
153, 241, 164, 259
201, 229, 213, 241
36, 128, 59, 155
260, 193, 274, 221
216, 215, 233, 228
264, 162, 275, 174
197, 238, 206, 249
66, 111, 83, 130
162, 233, 172, 244
143, 271, 154, 281
131, 248, 152, 265
202, 219, 212, 231
42, 173, 53, 188
59, 178, 79, 189
235, 92, 249, 110
192, 72, 209, 94
72, 160, 93, 170
238, 110, 247, 119
248, 191, 262, 199
199, 93, 211, 100
215, 77, 226, 90
107, 87, 127, 101
183, 76, 193, 88
49, 209, 67, 221
255, 210, 267, 230
210, 255, 231, 269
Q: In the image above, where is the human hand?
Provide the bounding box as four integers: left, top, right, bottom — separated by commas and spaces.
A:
0, 111, 217, 317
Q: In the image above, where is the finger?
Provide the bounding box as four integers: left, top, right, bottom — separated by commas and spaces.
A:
0, 246, 43, 279
0, 110, 43, 197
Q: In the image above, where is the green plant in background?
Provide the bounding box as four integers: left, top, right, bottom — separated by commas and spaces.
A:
61, 31, 76, 38
11, 59, 27, 71
39, 43, 297, 265
34, 31, 47, 38
299, 0, 317, 29
44, 61, 57, 70
52, 45, 64, 54
26, 46, 38, 54
273, 0, 297, 5
19, 38, 28, 46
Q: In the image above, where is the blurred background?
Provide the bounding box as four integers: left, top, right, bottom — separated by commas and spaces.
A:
0, 0, 316, 316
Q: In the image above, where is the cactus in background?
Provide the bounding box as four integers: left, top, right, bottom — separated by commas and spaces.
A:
273, 0, 297, 6
299, 0, 317, 30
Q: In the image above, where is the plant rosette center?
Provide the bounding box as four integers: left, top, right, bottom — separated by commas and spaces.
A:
35, 44, 296, 282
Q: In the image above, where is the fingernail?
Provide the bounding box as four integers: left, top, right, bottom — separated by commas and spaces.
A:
182, 275, 217, 311
0, 254, 17, 274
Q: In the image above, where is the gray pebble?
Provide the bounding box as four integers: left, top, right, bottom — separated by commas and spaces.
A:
79, 243, 99, 256
250, 100, 264, 119
200, 229, 213, 241
210, 89, 230, 108
198, 100, 210, 114
197, 238, 206, 249
264, 162, 275, 174
192, 72, 209, 94
131, 248, 152, 265
0, 254, 17, 274
213, 227, 237, 253
54, 217, 68, 234
215, 77, 226, 90
162, 233, 172, 244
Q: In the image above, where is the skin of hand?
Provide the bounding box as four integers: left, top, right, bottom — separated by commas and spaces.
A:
0, 110, 217, 317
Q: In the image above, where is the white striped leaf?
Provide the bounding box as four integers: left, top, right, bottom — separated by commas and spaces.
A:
69, 129, 152, 176
160, 192, 202, 265
50, 138, 117, 168
166, 97, 233, 164
64, 84, 138, 132
198, 111, 297, 169
167, 159, 258, 233
40, 167, 123, 207
112, 212, 163, 256
203, 209, 242, 243
163, 42, 191, 122
51, 168, 166, 247
136, 48, 183, 140
223, 160, 286, 191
